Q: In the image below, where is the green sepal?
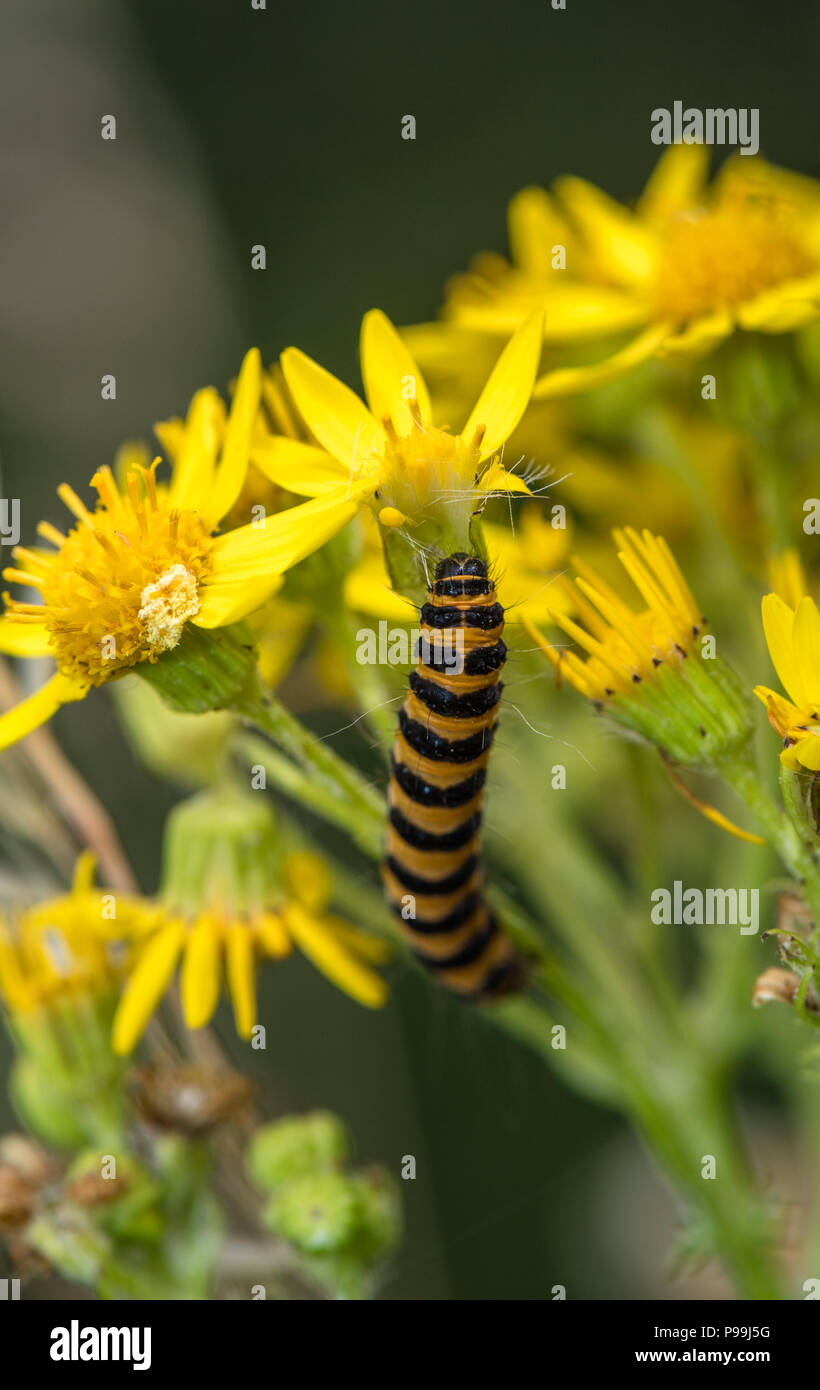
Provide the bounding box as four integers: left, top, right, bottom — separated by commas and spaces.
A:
606, 654, 754, 772
246, 1112, 350, 1191
9, 1056, 88, 1151
136, 621, 259, 713
379, 513, 488, 608
780, 763, 820, 844
161, 783, 280, 919
26, 1209, 111, 1285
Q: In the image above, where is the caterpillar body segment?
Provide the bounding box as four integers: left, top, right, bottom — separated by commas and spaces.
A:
383, 553, 525, 1000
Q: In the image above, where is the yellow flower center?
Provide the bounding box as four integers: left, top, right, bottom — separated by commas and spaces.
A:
374, 400, 485, 524
4, 462, 213, 686
653, 201, 812, 324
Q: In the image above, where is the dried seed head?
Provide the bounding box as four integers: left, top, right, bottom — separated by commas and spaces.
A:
752, 967, 819, 1013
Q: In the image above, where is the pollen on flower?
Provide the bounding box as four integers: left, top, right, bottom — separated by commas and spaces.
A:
2, 461, 213, 686
376, 398, 485, 523
653, 201, 813, 324
138, 565, 201, 652
377, 506, 409, 528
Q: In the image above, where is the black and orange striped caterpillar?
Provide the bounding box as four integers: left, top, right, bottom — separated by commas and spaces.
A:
382, 553, 525, 1000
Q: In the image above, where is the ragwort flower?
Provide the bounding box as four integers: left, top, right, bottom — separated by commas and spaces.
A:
0, 350, 353, 750
436, 149, 820, 397
524, 528, 759, 833
0, 853, 140, 1020
111, 790, 388, 1054
252, 308, 544, 558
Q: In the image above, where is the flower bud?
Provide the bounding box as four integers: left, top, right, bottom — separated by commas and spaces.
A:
246, 1112, 349, 1192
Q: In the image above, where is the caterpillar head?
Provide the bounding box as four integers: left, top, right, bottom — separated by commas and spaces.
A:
434, 553, 489, 581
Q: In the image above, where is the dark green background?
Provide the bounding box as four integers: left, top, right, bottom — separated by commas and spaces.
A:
0, 0, 816, 1298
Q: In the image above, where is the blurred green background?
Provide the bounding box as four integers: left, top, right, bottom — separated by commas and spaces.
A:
0, 0, 817, 1298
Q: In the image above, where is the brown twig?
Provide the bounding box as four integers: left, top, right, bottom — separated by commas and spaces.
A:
0, 659, 137, 892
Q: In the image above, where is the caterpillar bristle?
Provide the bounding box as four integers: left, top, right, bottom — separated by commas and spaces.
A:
382, 552, 525, 1001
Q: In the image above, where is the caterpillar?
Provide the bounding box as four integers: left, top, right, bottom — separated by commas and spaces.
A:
382, 552, 525, 1000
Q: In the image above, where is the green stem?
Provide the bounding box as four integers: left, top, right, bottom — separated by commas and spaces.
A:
235, 690, 782, 1297
632, 405, 748, 605
326, 603, 398, 755
237, 733, 381, 858
745, 429, 792, 554
233, 683, 385, 858
493, 993, 782, 1298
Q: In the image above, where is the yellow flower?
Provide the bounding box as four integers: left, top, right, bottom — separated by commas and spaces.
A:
0, 349, 352, 751
251, 308, 544, 554
440, 187, 645, 341
162, 360, 349, 694
754, 593, 820, 771
437, 149, 820, 397
523, 526, 705, 699
159, 359, 301, 533
112, 863, 388, 1055
0, 853, 141, 1017
524, 528, 761, 839
111, 792, 389, 1054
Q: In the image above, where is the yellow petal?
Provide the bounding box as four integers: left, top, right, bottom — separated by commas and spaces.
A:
0, 620, 53, 658
251, 436, 350, 496
283, 850, 332, 913
257, 910, 292, 958
0, 933, 31, 1013
284, 903, 387, 1008
195, 573, 282, 629
507, 186, 568, 277
637, 145, 709, 221
450, 283, 648, 341
280, 347, 383, 469
360, 309, 432, 431
554, 175, 658, 286
533, 321, 670, 399
343, 556, 417, 621
321, 915, 391, 963
153, 416, 185, 464
793, 596, 820, 703
481, 460, 532, 495
71, 850, 97, 895
460, 310, 544, 459
112, 922, 185, 1054
0, 671, 88, 752
663, 761, 765, 845
657, 311, 733, 358
518, 614, 596, 696
768, 548, 807, 609
199, 489, 366, 626
484, 514, 570, 574
761, 593, 805, 707
225, 926, 256, 1039
752, 685, 802, 730
209, 348, 263, 524
792, 733, 820, 771
180, 917, 222, 1029
167, 387, 226, 513
736, 274, 820, 333
253, 595, 311, 689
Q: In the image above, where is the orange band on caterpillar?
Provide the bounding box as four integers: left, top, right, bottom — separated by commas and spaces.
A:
382, 552, 525, 1000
